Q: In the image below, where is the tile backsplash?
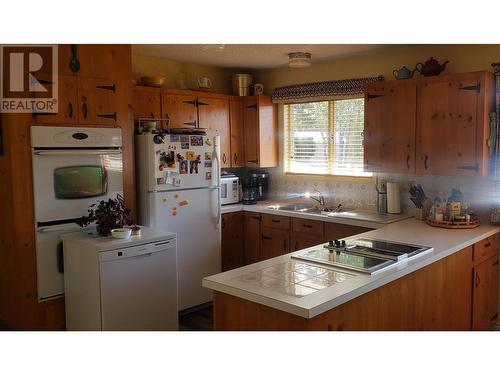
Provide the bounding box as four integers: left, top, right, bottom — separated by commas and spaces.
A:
267, 168, 500, 222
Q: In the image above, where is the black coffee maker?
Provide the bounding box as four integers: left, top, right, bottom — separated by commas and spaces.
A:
242, 170, 269, 204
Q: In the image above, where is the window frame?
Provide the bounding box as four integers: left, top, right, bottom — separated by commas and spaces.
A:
281, 96, 372, 180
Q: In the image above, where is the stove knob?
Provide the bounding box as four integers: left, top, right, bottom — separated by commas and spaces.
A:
334, 240, 341, 248
328, 240, 334, 247
341, 240, 346, 247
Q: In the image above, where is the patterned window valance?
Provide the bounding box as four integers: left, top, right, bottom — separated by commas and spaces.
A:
271, 75, 384, 103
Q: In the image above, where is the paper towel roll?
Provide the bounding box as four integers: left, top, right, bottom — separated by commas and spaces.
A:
386, 182, 401, 214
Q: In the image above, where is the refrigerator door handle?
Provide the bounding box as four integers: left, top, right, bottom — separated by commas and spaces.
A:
212, 137, 221, 228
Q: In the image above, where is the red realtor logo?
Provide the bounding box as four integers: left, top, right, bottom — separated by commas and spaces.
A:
0, 44, 58, 113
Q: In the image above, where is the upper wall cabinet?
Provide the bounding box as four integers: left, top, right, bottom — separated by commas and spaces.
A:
161, 92, 198, 129
133, 86, 162, 120
197, 95, 231, 168
364, 80, 417, 173
229, 98, 245, 167
417, 71, 494, 176
243, 95, 278, 168
364, 71, 494, 176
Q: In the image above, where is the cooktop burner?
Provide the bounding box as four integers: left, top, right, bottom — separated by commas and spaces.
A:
292, 238, 433, 275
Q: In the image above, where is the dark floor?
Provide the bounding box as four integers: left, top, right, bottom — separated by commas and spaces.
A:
179, 304, 214, 331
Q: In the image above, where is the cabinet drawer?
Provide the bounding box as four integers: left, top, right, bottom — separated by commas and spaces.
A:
262, 214, 290, 230
324, 223, 370, 242
292, 218, 324, 236
474, 235, 499, 263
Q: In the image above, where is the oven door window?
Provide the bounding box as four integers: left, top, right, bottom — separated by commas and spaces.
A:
221, 183, 228, 199
54, 166, 107, 199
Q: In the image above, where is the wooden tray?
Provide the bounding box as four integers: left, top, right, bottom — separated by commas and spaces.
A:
426, 217, 480, 229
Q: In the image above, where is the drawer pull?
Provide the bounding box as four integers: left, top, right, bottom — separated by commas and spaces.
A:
250, 216, 261, 221
262, 235, 272, 240
271, 219, 281, 223
493, 260, 499, 266
303, 224, 313, 228
283, 239, 287, 252
484, 242, 491, 248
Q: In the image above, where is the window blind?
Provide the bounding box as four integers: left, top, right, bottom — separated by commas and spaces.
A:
284, 98, 370, 176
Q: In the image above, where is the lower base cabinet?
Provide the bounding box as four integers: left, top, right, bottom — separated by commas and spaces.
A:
214, 246, 475, 330
472, 234, 499, 330
223, 211, 371, 270
221, 212, 244, 272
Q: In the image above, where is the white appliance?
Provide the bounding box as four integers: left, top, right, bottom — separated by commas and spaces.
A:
136, 132, 221, 311
62, 227, 177, 330
31, 126, 123, 301
221, 174, 239, 205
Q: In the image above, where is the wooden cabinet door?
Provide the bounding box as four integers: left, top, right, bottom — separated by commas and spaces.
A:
291, 232, 322, 252
34, 74, 78, 124
256, 96, 278, 168
133, 87, 161, 120
229, 98, 245, 167
244, 212, 261, 265
472, 260, 492, 330
76, 44, 115, 79
489, 255, 499, 323
261, 228, 290, 260
417, 77, 481, 176
161, 93, 198, 129
77, 77, 117, 125
324, 223, 370, 242
243, 98, 260, 167
364, 82, 416, 173
198, 96, 231, 168
221, 212, 244, 272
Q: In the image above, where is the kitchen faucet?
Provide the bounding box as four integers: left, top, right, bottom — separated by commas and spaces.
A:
305, 189, 326, 210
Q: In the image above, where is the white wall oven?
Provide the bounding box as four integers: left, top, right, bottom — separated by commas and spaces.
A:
31, 126, 123, 301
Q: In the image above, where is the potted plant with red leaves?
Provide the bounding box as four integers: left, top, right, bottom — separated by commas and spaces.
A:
77, 194, 133, 235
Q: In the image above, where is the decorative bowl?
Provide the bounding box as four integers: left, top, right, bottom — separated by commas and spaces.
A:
141, 76, 166, 87
111, 228, 132, 239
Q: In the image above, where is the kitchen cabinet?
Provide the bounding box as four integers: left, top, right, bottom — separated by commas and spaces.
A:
221, 212, 245, 272
34, 75, 117, 125
291, 232, 321, 252
161, 92, 198, 129
261, 227, 290, 260
34, 74, 78, 124
261, 214, 290, 260
472, 234, 499, 330
133, 86, 162, 120
197, 96, 231, 168
324, 222, 370, 242
417, 71, 494, 176
77, 77, 117, 125
363, 71, 494, 176
243, 96, 278, 168
364, 80, 417, 173
244, 212, 261, 265
229, 98, 245, 167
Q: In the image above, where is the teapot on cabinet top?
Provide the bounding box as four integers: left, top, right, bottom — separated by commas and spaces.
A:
393, 66, 416, 80
415, 57, 449, 77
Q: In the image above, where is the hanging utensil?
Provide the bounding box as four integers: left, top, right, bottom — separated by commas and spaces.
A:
69, 44, 80, 73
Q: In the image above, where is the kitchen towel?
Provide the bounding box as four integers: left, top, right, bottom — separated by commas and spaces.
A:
386, 182, 401, 214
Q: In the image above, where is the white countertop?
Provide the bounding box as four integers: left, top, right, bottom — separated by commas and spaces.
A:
221, 201, 411, 228
61, 226, 176, 251
203, 218, 500, 319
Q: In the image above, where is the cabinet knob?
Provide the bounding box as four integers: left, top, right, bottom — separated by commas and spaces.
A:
424, 155, 429, 170
68, 102, 73, 118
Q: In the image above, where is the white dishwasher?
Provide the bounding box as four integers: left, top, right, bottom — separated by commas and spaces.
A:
63, 227, 178, 330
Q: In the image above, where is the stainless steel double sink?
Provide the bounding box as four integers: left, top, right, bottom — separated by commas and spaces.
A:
269, 203, 352, 216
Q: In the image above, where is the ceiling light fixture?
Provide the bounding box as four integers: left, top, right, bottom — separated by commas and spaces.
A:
288, 52, 312, 68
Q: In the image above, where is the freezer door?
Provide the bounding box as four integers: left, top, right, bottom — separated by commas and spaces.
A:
99, 241, 178, 330
147, 134, 220, 191
150, 188, 221, 310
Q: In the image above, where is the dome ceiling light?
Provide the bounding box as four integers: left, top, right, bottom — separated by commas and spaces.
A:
288, 52, 312, 68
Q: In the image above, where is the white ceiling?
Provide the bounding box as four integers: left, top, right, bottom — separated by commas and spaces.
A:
132, 44, 388, 70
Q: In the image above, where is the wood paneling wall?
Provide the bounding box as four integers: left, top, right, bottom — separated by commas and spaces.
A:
0, 45, 134, 329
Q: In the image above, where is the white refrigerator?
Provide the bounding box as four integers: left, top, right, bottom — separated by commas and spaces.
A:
136, 132, 221, 311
